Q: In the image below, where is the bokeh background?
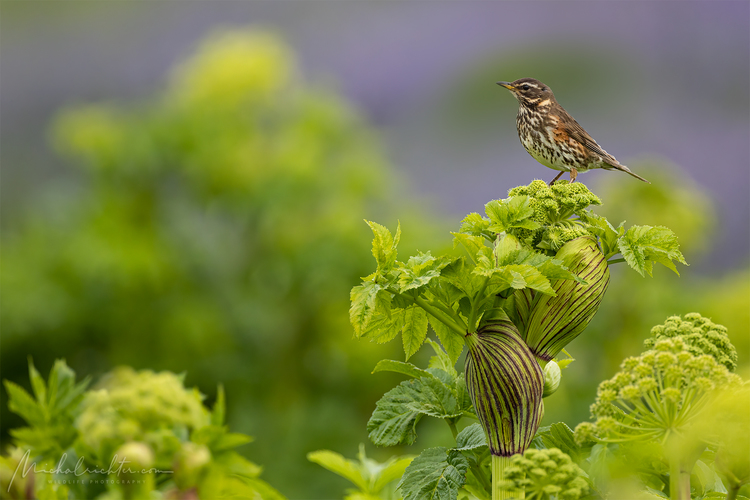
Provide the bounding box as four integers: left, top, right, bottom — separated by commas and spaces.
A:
1, 2, 748, 498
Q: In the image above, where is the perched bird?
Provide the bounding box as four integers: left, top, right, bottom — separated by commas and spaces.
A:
497, 78, 649, 184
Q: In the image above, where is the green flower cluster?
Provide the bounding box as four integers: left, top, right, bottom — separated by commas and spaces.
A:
644, 313, 737, 371
76, 367, 210, 466
575, 337, 742, 446
506, 180, 602, 252
2, 360, 284, 500
499, 448, 589, 500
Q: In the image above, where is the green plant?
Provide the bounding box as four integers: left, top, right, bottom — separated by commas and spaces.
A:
308, 444, 414, 500
349, 180, 688, 499
1, 360, 283, 500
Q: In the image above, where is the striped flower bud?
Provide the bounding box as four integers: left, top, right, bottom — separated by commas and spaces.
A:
514, 236, 609, 361
464, 318, 544, 456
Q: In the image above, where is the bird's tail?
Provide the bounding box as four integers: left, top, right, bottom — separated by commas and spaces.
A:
609, 163, 650, 183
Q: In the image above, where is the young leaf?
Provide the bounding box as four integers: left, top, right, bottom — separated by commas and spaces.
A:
617, 225, 687, 277
372, 360, 431, 380
4, 380, 46, 427
429, 316, 465, 366
535, 422, 583, 462
362, 307, 405, 344
452, 233, 487, 265
28, 360, 47, 406
454, 423, 487, 451
459, 212, 491, 238
307, 450, 369, 492
485, 196, 541, 234
350, 281, 389, 338
398, 447, 468, 500
425, 338, 458, 379
366, 220, 401, 275
402, 305, 429, 360
399, 252, 450, 292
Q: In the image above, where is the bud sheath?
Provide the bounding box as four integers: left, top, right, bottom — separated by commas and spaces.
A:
465, 319, 544, 456
518, 236, 609, 361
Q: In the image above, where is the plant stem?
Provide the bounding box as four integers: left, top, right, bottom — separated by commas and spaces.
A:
726, 484, 740, 500
413, 295, 467, 336
492, 455, 521, 500
607, 257, 626, 265
669, 458, 691, 500
447, 420, 459, 440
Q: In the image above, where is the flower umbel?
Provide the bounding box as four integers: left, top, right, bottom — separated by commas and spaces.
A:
498, 448, 589, 500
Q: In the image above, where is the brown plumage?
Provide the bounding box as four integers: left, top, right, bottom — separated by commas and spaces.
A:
497, 78, 649, 184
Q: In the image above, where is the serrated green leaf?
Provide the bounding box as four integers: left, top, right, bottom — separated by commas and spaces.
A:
350, 281, 389, 338
429, 316, 465, 367
373, 360, 431, 379
402, 306, 429, 360
452, 233, 487, 265
440, 258, 486, 298
399, 252, 451, 292
367, 388, 423, 447
28, 360, 46, 405
307, 450, 368, 491
536, 422, 583, 462
366, 220, 400, 275
459, 213, 491, 238
485, 196, 541, 234
4, 380, 45, 427
425, 338, 458, 379
367, 377, 461, 446
617, 225, 687, 277
454, 423, 487, 451
362, 307, 405, 344
398, 447, 468, 500
454, 374, 475, 417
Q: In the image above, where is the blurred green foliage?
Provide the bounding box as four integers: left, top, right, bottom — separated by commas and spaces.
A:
0, 28, 443, 498
1, 359, 283, 499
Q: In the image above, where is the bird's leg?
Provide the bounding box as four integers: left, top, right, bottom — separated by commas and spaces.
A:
548, 171, 565, 185
569, 167, 578, 183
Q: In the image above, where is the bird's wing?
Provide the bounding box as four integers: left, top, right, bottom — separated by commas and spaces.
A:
565, 116, 621, 165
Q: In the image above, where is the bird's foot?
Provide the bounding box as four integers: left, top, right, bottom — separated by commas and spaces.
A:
548, 171, 565, 185
569, 168, 578, 183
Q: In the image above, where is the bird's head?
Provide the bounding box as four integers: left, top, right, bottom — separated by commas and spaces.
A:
497, 78, 554, 107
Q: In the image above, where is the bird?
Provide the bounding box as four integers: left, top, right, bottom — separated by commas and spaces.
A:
497, 78, 649, 184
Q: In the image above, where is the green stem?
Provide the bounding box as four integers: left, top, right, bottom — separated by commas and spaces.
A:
607, 257, 626, 265
413, 295, 466, 336
669, 458, 691, 500
467, 276, 490, 333
492, 455, 521, 500
726, 484, 740, 500
447, 420, 459, 440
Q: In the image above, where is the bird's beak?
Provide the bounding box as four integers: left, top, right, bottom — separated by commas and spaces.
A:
496, 81, 514, 90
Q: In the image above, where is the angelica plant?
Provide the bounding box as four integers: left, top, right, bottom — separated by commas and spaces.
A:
574, 315, 744, 500
350, 180, 686, 500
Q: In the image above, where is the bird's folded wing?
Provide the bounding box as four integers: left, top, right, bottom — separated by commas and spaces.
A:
566, 117, 620, 165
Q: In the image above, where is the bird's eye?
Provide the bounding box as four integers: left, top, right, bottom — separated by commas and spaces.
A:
522, 84, 531, 91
